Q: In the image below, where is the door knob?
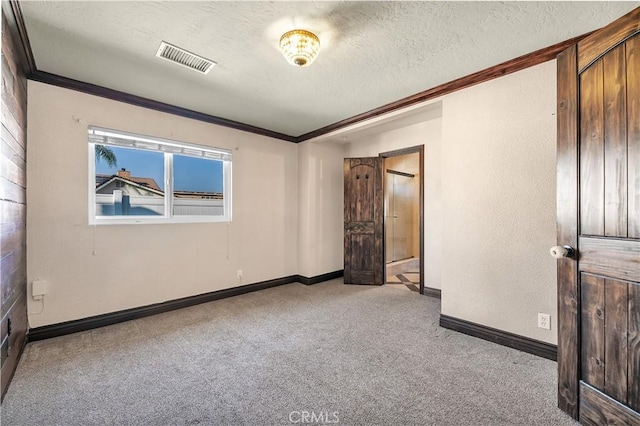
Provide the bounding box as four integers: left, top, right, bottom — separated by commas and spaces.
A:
550, 245, 575, 259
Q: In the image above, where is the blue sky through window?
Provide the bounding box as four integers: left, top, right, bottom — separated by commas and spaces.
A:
95, 146, 223, 193
174, 154, 223, 193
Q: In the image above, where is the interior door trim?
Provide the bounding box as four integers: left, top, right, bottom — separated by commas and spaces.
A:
379, 145, 425, 295
556, 44, 580, 420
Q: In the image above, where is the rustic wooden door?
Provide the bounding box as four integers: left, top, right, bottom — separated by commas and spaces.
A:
344, 158, 384, 285
557, 8, 640, 424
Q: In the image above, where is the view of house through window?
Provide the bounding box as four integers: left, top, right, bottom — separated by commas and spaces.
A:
95, 146, 166, 216
90, 127, 231, 224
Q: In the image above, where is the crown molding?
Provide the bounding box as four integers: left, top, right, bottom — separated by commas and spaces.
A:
28, 70, 298, 143
2, 0, 36, 74
9, 1, 591, 143
295, 32, 591, 142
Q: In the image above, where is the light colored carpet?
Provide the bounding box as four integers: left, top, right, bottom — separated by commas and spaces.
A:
1, 279, 576, 425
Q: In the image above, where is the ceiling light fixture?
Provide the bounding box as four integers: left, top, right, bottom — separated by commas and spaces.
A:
279, 29, 320, 67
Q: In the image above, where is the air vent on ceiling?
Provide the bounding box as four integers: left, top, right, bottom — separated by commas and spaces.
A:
155, 41, 216, 74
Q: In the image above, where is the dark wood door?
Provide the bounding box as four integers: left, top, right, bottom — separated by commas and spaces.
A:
344, 158, 384, 285
557, 8, 640, 424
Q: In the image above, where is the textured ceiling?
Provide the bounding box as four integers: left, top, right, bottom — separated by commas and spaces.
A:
20, 1, 639, 137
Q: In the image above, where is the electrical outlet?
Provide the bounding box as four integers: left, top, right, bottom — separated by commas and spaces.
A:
237, 270, 243, 279
538, 313, 551, 330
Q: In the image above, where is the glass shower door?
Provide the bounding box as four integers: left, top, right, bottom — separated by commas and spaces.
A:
385, 171, 414, 263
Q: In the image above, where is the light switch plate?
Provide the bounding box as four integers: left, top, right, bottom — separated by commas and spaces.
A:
32, 280, 47, 298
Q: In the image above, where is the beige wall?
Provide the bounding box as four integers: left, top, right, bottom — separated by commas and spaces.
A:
27, 59, 558, 345
338, 60, 557, 344
297, 141, 344, 277
27, 81, 298, 327
440, 60, 558, 344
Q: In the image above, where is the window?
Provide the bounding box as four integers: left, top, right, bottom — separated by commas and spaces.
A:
89, 126, 231, 224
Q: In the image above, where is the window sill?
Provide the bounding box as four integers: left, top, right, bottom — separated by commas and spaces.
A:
90, 216, 231, 225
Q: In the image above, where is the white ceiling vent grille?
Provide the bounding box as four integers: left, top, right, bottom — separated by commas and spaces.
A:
155, 41, 216, 74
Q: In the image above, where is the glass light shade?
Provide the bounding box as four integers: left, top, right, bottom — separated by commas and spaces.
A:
279, 29, 320, 67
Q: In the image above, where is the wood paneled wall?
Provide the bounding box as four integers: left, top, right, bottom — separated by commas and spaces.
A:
1, 9, 28, 400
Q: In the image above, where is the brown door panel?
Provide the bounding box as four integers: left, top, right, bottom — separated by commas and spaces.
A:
557, 7, 640, 423
344, 158, 384, 285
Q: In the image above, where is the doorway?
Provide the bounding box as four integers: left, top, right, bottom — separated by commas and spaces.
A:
380, 146, 424, 294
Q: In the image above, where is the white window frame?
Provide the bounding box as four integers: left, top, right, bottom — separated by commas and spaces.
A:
88, 126, 232, 225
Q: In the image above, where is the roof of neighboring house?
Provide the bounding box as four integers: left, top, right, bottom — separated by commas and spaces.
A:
95, 174, 222, 199
128, 177, 162, 191
95, 175, 165, 197
96, 174, 162, 191
174, 190, 223, 199
95, 174, 111, 186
